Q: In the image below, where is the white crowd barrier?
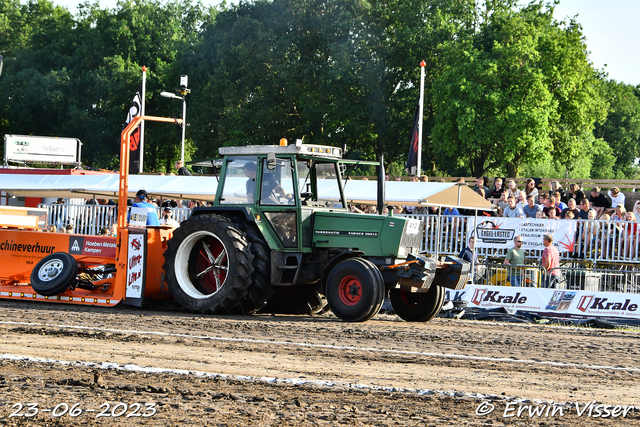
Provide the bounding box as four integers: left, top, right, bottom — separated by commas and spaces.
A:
39, 203, 192, 234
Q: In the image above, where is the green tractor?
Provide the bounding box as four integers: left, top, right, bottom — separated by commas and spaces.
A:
163, 141, 469, 322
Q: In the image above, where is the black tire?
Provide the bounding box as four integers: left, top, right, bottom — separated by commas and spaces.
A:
163, 214, 253, 314
325, 257, 385, 322
389, 284, 445, 322
262, 283, 329, 315
232, 220, 274, 314
30, 252, 77, 296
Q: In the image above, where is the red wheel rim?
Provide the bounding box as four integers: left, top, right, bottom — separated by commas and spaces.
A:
195, 236, 228, 294
400, 290, 426, 307
338, 275, 362, 306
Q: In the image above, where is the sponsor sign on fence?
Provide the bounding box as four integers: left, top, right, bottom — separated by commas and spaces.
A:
449, 285, 640, 320
467, 217, 576, 252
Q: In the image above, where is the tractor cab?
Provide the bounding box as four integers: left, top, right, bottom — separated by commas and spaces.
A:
212, 141, 348, 252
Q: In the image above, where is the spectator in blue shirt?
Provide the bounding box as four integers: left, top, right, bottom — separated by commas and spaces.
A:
523, 194, 542, 218
443, 207, 460, 216
128, 189, 160, 226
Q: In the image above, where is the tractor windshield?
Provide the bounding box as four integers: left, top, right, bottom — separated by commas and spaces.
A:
295, 161, 344, 209
220, 156, 258, 204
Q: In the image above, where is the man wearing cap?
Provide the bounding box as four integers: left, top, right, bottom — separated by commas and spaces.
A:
159, 206, 180, 228
128, 189, 160, 226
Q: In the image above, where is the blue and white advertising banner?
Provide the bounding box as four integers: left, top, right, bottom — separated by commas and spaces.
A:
448, 285, 640, 321
467, 217, 577, 252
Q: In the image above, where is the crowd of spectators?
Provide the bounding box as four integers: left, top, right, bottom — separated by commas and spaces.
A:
350, 175, 639, 223
347, 175, 640, 266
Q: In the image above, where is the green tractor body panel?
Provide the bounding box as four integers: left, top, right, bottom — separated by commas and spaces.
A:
312, 211, 422, 258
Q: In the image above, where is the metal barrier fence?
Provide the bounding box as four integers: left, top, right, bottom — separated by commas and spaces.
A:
39, 204, 192, 235
479, 262, 640, 294
401, 214, 640, 265
35, 207, 640, 264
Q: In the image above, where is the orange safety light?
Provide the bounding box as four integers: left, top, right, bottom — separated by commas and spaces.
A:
279, 138, 288, 146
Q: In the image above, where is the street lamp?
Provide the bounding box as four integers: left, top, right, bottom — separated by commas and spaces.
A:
160, 74, 190, 163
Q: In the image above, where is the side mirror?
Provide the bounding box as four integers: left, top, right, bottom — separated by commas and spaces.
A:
267, 153, 276, 170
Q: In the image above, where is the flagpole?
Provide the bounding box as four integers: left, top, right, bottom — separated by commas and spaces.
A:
139, 65, 147, 173
417, 60, 425, 177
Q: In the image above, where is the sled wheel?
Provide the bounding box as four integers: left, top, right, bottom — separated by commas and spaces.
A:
389, 284, 445, 322
163, 214, 253, 314
326, 258, 384, 322
30, 252, 77, 296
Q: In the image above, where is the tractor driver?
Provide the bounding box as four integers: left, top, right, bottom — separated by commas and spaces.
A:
243, 161, 292, 205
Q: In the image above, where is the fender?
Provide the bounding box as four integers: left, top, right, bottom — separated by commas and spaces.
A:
190, 206, 254, 222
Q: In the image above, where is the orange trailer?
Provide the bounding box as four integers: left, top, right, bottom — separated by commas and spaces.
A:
0, 115, 180, 307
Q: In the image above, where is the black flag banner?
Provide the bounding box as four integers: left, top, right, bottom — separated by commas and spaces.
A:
126, 86, 142, 174
405, 101, 420, 176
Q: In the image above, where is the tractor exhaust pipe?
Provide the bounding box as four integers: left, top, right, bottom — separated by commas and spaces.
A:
377, 154, 385, 215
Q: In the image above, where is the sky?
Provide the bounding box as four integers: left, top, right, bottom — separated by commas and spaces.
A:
52, 0, 640, 87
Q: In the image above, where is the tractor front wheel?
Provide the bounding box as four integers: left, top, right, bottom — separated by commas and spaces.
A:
325, 258, 384, 322
163, 214, 253, 314
389, 284, 445, 322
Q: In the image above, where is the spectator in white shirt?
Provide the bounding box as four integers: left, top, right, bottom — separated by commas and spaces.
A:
159, 206, 180, 228
608, 187, 625, 209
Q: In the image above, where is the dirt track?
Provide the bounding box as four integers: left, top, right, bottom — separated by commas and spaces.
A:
0, 299, 638, 426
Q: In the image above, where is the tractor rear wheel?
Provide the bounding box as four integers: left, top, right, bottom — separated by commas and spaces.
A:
163, 214, 253, 314
325, 258, 384, 322
30, 252, 77, 296
389, 284, 445, 322
232, 220, 273, 314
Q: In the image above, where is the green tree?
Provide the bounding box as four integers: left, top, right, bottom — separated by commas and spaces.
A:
593, 80, 640, 178
188, 0, 473, 174
431, 0, 606, 177
0, 0, 205, 170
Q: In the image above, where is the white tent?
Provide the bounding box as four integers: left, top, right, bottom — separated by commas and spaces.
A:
0, 173, 495, 210
0, 174, 220, 202
340, 181, 494, 210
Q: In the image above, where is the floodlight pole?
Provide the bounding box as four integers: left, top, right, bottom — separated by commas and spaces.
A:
180, 94, 186, 163
160, 74, 190, 164
417, 60, 426, 177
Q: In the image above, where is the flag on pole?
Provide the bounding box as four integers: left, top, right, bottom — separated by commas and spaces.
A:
126, 85, 142, 174
405, 101, 420, 176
